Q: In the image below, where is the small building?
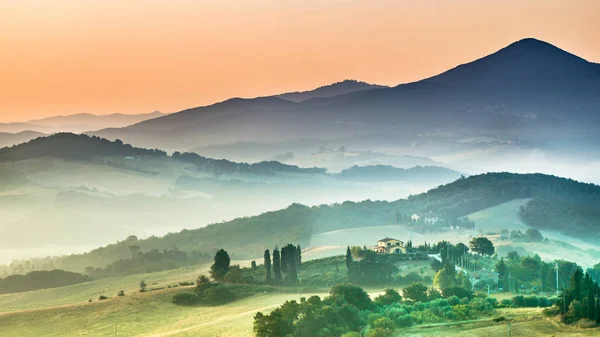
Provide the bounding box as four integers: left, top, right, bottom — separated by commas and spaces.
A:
411, 212, 443, 225
371, 237, 406, 254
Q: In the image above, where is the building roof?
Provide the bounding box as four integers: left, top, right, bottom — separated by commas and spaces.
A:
378, 237, 400, 242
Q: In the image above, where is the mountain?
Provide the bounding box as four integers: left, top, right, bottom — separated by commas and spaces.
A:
21, 172, 600, 272
90, 38, 600, 160
276, 79, 387, 102
0, 131, 46, 148
0, 111, 166, 134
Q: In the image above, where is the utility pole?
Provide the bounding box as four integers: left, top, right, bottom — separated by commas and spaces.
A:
508, 321, 511, 337
555, 262, 560, 294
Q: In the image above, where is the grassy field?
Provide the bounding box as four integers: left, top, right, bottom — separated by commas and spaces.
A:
396, 308, 600, 337
0, 264, 211, 313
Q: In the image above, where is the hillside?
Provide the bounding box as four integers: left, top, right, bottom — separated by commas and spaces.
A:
17, 172, 600, 274
276, 79, 387, 102
0, 133, 167, 161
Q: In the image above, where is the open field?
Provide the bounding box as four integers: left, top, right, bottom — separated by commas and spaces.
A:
397, 308, 600, 337
0, 264, 211, 313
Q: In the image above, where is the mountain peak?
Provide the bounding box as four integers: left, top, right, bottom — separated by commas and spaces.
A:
427, 37, 597, 89
277, 79, 387, 102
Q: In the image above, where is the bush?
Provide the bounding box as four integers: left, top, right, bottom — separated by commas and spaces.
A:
172, 292, 201, 305
117, 290, 125, 297
395, 314, 413, 327
442, 287, 473, 299
374, 288, 402, 306
202, 286, 237, 305
523, 296, 540, 308
511, 295, 525, 308
98, 295, 109, 300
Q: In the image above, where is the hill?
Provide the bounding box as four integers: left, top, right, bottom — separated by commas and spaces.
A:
0, 133, 167, 161
335, 165, 463, 183
276, 79, 387, 102
16, 172, 599, 274
0, 131, 46, 148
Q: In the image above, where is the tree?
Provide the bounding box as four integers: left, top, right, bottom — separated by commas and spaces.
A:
282, 244, 298, 283
251, 260, 257, 270
433, 264, 456, 291
139, 280, 147, 292
469, 237, 495, 256
296, 244, 302, 271
128, 245, 140, 257
525, 228, 544, 242
210, 249, 230, 280
374, 288, 402, 306
264, 250, 272, 283
496, 258, 508, 291
403, 282, 428, 302
456, 271, 472, 290
345, 246, 353, 272
273, 248, 282, 281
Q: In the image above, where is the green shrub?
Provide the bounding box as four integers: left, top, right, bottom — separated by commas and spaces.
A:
98, 295, 108, 300
511, 295, 525, 307
523, 296, 539, 307
202, 286, 236, 305
374, 288, 402, 306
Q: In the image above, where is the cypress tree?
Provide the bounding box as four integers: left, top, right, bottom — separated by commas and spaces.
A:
264, 249, 271, 283
210, 249, 230, 280
280, 245, 288, 274
273, 248, 281, 281
345, 246, 353, 271
296, 244, 302, 271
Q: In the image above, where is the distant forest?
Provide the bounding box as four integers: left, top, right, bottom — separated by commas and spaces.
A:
0, 270, 90, 294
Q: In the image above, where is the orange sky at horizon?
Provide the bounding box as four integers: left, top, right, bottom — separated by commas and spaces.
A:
1, 0, 599, 123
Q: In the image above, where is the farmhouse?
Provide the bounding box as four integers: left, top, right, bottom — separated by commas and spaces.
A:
411, 212, 443, 225
370, 237, 406, 254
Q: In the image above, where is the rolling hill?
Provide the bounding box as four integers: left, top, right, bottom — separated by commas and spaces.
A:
15, 172, 599, 274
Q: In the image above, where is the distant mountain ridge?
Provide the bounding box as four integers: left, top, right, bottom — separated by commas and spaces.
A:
0, 111, 167, 134
335, 165, 463, 182
276, 79, 387, 102
91, 38, 600, 154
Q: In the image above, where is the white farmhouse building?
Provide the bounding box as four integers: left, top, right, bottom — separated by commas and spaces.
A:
411, 212, 443, 225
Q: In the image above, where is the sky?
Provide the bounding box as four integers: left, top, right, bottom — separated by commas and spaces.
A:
1, 0, 599, 122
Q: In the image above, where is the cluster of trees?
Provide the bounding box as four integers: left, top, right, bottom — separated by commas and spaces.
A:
172, 275, 237, 306
345, 248, 400, 285
264, 244, 302, 284
503, 228, 546, 242
552, 269, 600, 324
84, 249, 211, 278
495, 251, 580, 294
0, 270, 90, 294
253, 283, 496, 337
